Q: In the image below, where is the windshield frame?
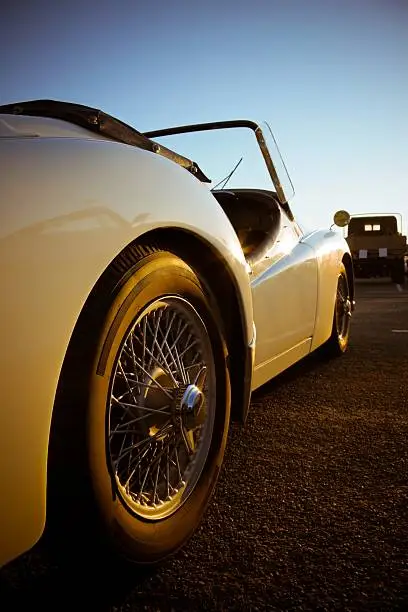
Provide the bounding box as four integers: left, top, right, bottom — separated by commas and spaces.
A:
144, 120, 294, 221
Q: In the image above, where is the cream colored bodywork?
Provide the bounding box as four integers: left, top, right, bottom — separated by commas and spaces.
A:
250, 222, 347, 390
303, 228, 351, 350
0, 116, 253, 566
0, 114, 350, 566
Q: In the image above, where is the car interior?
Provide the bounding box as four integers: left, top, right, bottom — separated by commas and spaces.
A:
212, 188, 282, 266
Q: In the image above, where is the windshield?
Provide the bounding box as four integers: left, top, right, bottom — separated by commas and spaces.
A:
144, 121, 294, 202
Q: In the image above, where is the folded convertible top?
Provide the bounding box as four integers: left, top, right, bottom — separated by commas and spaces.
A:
0, 99, 210, 182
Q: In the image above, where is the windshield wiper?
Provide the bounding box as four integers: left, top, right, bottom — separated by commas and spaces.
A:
211, 157, 243, 191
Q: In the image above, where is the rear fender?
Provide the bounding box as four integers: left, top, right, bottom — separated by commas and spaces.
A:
0, 135, 254, 565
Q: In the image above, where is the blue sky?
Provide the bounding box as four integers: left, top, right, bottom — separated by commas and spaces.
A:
2, 0, 407, 233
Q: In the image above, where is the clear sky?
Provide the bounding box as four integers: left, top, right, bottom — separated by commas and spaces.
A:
2, 0, 407, 233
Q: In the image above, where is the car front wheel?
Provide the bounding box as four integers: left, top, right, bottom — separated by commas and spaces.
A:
325, 263, 352, 356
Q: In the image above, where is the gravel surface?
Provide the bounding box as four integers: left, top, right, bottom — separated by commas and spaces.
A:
1, 279, 407, 611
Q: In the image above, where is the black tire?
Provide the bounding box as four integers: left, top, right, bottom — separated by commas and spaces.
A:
324, 263, 352, 356
47, 250, 231, 566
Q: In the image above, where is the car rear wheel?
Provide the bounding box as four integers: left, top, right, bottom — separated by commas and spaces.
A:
47, 250, 230, 566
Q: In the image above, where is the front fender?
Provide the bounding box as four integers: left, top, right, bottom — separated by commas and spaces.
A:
301, 229, 351, 350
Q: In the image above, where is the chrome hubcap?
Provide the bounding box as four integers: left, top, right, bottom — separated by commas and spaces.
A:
107, 297, 215, 520
181, 384, 204, 417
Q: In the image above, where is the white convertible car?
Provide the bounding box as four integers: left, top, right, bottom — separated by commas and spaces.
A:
0, 100, 354, 568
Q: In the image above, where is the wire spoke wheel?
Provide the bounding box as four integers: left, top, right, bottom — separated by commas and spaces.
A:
335, 273, 351, 341
48, 250, 230, 565
324, 263, 352, 356
108, 296, 215, 520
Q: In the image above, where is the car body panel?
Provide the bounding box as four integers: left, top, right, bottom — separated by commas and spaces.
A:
251, 238, 318, 380
251, 226, 351, 388
252, 337, 312, 390
302, 228, 352, 350
0, 124, 254, 566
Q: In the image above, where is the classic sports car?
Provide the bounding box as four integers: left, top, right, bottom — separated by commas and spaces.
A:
0, 100, 354, 568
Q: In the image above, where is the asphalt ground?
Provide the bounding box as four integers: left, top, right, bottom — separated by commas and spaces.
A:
1, 278, 407, 611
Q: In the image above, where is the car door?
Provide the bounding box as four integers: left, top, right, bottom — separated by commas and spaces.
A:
251, 214, 318, 389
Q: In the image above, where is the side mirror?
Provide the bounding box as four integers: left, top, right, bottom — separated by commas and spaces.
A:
333, 210, 351, 228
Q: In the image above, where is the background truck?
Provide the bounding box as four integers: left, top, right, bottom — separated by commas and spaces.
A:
346, 213, 407, 284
